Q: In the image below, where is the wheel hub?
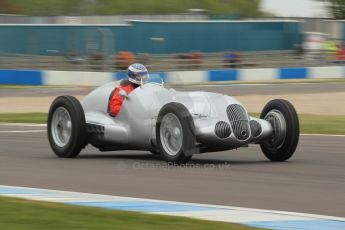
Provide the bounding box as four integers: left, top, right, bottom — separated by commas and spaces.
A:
160, 113, 183, 156
264, 109, 287, 148
51, 107, 72, 147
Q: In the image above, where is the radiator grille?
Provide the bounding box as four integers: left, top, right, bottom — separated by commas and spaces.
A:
226, 104, 250, 140
215, 121, 231, 139
250, 120, 262, 138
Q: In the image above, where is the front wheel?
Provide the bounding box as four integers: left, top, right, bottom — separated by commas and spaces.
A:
47, 96, 87, 158
156, 102, 197, 164
260, 99, 299, 161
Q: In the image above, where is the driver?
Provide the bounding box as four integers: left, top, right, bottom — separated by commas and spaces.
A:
109, 63, 149, 117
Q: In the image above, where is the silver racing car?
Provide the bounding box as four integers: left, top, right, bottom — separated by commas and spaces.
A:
47, 79, 299, 163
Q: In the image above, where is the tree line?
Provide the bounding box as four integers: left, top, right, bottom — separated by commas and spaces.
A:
0, 0, 262, 17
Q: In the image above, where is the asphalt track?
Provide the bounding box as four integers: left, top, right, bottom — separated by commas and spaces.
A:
1, 83, 344, 219
0, 124, 344, 217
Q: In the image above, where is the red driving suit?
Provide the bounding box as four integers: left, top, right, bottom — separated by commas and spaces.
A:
109, 80, 137, 117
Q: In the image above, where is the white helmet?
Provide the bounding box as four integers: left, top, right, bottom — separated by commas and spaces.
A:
127, 63, 149, 85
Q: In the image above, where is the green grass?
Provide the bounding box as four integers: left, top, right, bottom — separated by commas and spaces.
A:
299, 114, 345, 135
0, 85, 43, 89
1, 113, 344, 135
0, 113, 47, 124
0, 197, 261, 230
250, 113, 345, 135
4, 0, 262, 16
249, 113, 345, 135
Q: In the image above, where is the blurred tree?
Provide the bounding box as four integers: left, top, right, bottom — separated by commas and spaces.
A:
0, 0, 20, 14
10, 0, 82, 15
2, 0, 263, 17
317, 0, 345, 18
95, 0, 262, 17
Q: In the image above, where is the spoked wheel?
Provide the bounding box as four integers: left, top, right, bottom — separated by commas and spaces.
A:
156, 103, 196, 164
48, 96, 87, 158
260, 99, 299, 161
51, 107, 72, 148
160, 113, 183, 156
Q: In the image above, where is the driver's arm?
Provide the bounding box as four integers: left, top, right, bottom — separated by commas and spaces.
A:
109, 88, 124, 117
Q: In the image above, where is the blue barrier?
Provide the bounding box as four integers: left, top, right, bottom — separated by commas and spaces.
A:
279, 68, 308, 79
114, 72, 167, 83
208, 70, 238, 81
113, 72, 127, 80
149, 72, 167, 83
0, 66, 343, 86
0, 70, 42, 85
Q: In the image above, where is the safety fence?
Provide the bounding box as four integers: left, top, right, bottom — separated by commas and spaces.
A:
0, 50, 341, 73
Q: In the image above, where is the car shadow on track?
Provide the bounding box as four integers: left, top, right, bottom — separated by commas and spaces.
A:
77, 152, 282, 166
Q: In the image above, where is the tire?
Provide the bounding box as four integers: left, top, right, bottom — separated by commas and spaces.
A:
260, 99, 299, 161
150, 150, 192, 163
156, 102, 196, 164
47, 95, 87, 158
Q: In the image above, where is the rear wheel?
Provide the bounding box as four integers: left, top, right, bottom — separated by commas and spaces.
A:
47, 96, 87, 158
156, 103, 196, 164
260, 99, 299, 161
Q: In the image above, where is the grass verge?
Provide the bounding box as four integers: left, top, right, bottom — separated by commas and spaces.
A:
250, 113, 345, 135
0, 113, 344, 135
0, 85, 67, 89
0, 113, 47, 124
300, 115, 345, 135
0, 197, 261, 230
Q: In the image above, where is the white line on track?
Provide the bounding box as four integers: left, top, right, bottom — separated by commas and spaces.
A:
0, 130, 45, 133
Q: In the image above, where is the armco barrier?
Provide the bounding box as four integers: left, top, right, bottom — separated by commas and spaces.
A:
0, 66, 344, 86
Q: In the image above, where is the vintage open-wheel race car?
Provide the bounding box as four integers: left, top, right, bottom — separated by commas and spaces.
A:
47, 79, 299, 164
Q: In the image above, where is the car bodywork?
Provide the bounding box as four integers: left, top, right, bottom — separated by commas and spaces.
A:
82, 81, 273, 153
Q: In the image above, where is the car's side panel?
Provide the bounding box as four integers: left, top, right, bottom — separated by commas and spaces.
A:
82, 81, 273, 152
83, 81, 117, 114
